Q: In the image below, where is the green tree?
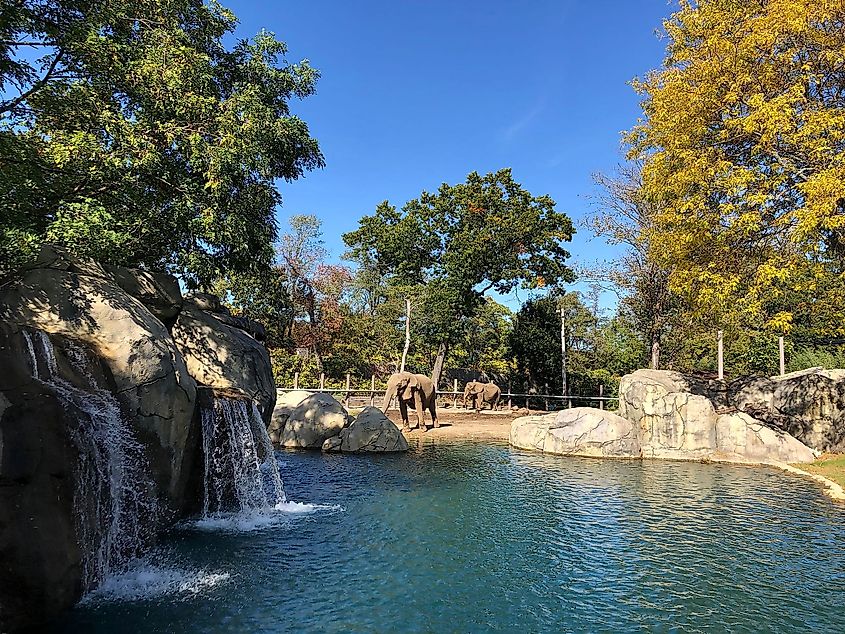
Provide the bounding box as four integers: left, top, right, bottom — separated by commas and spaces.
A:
343, 168, 575, 387
0, 0, 323, 283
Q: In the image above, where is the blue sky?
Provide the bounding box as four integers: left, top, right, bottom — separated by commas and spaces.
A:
229, 1, 672, 311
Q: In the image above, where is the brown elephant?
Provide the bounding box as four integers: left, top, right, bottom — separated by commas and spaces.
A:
382, 371, 439, 432
463, 381, 501, 412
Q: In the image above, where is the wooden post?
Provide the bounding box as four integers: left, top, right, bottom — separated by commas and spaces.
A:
717, 330, 724, 381
453, 378, 459, 408
400, 299, 411, 373
544, 382, 549, 411
319, 372, 325, 391
293, 371, 299, 390
508, 381, 512, 409
599, 384, 604, 410
345, 373, 351, 408
370, 374, 376, 407
779, 336, 785, 376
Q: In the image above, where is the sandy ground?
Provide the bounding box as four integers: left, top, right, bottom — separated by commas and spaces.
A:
383, 407, 535, 443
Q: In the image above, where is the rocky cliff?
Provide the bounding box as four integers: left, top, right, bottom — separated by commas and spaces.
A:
0, 246, 275, 631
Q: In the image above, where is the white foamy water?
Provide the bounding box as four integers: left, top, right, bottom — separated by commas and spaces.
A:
80, 559, 231, 604
189, 501, 343, 533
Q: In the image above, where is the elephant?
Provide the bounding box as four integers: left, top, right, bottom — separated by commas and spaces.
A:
463, 381, 502, 412
382, 371, 439, 432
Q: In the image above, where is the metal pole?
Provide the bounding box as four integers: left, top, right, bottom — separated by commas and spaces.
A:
717, 330, 724, 381
293, 371, 299, 390
508, 381, 512, 410
370, 374, 376, 406
779, 336, 785, 376
599, 384, 604, 410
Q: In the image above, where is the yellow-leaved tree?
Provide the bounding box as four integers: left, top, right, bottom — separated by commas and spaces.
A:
629, 0, 845, 338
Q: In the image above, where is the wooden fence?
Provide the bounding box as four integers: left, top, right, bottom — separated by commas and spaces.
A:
279, 372, 618, 412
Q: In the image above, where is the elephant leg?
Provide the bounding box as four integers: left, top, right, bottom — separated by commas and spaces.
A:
399, 400, 410, 430
493, 394, 500, 410
430, 398, 439, 428
414, 391, 427, 431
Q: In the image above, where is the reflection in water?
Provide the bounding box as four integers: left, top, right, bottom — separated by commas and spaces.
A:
55, 442, 845, 633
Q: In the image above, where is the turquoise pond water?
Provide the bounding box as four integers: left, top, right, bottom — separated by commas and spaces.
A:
51, 441, 845, 633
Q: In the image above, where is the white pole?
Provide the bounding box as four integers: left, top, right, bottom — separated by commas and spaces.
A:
560, 305, 567, 398
779, 336, 785, 376
717, 330, 724, 381
400, 298, 411, 373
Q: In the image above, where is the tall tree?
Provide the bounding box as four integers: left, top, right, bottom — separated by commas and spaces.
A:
278, 215, 351, 371
0, 0, 323, 283
629, 0, 845, 337
343, 168, 575, 387
586, 163, 681, 369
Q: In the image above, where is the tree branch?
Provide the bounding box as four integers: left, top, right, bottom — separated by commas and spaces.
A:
0, 49, 64, 115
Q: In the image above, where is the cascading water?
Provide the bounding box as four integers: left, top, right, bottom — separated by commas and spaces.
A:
200, 396, 286, 517
22, 329, 158, 590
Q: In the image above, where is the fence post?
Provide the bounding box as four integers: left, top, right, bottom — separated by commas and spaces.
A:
319, 372, 325, 392
599, 384, 604, 410
508, 381, 512, 410
453, 378, 459, 408
370, 374, 376, 407
293, 371, 299, 390
779, 336, 785, 377
544, 383, 549, 412
345, 373, 351, 408
717, 330, 724, 381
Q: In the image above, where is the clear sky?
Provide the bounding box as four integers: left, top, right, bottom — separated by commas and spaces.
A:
228, 1, 673, 310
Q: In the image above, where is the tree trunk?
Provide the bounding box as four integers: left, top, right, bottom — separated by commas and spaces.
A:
431, 342, 449, 391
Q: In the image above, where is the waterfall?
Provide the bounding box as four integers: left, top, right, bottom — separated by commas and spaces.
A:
22, 329, 158, 591
200, 396, 285, 516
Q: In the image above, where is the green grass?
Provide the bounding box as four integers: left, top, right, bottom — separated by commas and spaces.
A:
799, 454, 845, 489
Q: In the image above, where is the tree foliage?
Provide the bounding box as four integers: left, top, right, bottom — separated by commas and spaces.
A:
630, 0, 845, 336
0, 0, 323, 283
342, 168, 575, 384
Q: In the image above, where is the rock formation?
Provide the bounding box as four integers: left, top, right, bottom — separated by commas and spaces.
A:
277, 393, 351, 448
0, 246, 276, 631
269, 390, 315, 445
510, 408, 639, 458
512, 369, 817, 465
322, 407, 409, 453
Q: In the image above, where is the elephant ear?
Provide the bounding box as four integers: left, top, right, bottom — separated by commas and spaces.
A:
401, 375, 419, 400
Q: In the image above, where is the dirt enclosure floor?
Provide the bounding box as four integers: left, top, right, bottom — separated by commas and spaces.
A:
382, 407, 538, 443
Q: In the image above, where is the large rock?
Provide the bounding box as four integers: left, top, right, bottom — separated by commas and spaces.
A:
322, 407, 409, 453
618, 370, 716, 459
715, 412, 815, 463
770, 370, 845, 452
269, 390, 314, 445
278, 393, 351, 449
172, 305, 275, 422
0, 246, 198, 510
0, 326, 82, 631
104, 264, 183, 324
510, 408, 640, 458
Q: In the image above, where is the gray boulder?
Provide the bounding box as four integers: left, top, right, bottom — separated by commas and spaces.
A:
322, 407, 409, 453
172, 305, 275, 422
278, 393, 351, 448
269, 390, 314, 445
618, 370, 717, 459
510, 407, 640, 458
715, 411, 815, 463
0, 246, 198, 509
104, 264, 183, 323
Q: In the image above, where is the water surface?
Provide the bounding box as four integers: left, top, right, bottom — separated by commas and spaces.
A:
53, 441, 845, 633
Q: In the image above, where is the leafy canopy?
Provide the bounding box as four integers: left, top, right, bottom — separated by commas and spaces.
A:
629, 0, 845, 335
0, 0, 323, 283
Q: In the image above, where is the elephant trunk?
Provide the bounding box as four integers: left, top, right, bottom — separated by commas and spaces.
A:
382, 385, 395, 413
